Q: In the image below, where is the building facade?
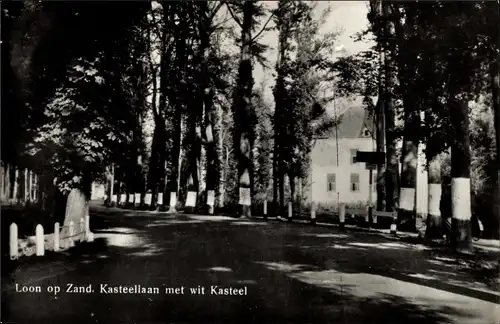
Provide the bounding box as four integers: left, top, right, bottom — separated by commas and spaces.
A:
306, 104, 377, 206
306, 101, 428, 214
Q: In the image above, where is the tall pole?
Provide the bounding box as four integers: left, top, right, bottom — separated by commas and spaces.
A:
333, 91, 339, 167
110, 164, 115, 203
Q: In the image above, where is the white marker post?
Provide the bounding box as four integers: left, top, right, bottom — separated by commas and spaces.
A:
120, 194, 127, 207
168, 192, 177, 213
144, 193, 152, 208
80, 217, 85, 242
263, 200, 267, 220
85, 213, 90, 232
339, 203, 345, 229
390, 214, 397, 235
69, 221, 75, 247
157, 192, 164, 206
35, 224, 44, 256
10, 223, 18, 260
186, 191, 197, 208
310, 202, 316, 224
134, 193, 141, 208
207, 190, 215, 215
54, 222, 60, 252
288, 202, 292, 222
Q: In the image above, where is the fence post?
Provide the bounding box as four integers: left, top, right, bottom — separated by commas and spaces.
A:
24, 169, 28, 204
85, 213, 90, 232
69, 221, 75, 247
10, 223, 18, 260
134, 193, 141, 209
28, 170, 33, 202
390, 212, 397, 235
288, 202, 292, 222
339, 203, 346, 229
206, 190, 215, 215
36, 224, 44, 256
54, 222, 60, 252
80, 217, 85, 242
85, 208, 93, 242
13, 168, 19, 204
310, 202, 316, 224
32, 173, 37, 203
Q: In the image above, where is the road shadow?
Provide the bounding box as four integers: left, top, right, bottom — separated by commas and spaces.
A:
2, 212, 498, 323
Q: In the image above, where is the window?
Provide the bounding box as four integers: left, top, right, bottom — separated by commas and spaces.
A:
350, 149, 358, 164
327, 173, 336, 192
350, 173, 360, 192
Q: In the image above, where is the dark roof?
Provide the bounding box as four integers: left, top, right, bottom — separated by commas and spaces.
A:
318, 99, 375, 139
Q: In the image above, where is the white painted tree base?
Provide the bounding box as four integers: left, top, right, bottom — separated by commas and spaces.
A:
186, 191, 197, 207
451, 178, 471, 220
207, 190, 215, 207
169, 192, 177, 208
239, 188, 251, 206
399, 187, 415, 211
428, 184, 441, 216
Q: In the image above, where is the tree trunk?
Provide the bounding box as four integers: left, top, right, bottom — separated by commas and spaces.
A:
205, 106, 216, 214
217, 106, 225, 208
156, 124, 167, 210
449, 97, 472, 251
490, 10, 500, 239
155, 17, 170, 211
279, 172, 285, 217
375, 96, 386, 212
147, 121, 161, 208
186, 114, 201, 212
234, 1, 255, 218
383, 2, 399, 212
289, 173, 296, 214
166, 8, 186, 213
197, 2, 217, 214
398, 108, 419, 231
273, 139, 279, 216
426, 153, 443, 239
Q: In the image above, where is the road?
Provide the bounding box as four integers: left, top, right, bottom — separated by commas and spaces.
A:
2, 206, 500, 323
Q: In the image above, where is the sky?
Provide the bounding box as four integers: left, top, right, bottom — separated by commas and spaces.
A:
144, 1, 373, 140
247, 1, 374, 105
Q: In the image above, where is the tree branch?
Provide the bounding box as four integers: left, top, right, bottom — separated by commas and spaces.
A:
251, 11, 275, 43
225, 2, 243, 29
209, 1, 225, 20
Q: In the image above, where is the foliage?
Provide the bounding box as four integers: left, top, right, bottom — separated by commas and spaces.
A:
252, 86, 273, 201
274, 1, 339, 189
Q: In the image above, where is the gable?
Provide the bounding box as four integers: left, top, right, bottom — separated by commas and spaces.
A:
318, 105, 375, 139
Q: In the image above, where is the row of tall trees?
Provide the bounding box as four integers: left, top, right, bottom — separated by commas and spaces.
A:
103, 1, 339, 217
4, 1, 338, 221
333, 1, 500, 250
2, 1, 151, 220
16, 0, 491, 245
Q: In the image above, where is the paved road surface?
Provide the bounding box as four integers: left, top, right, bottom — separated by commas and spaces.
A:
2, 207, 499, 323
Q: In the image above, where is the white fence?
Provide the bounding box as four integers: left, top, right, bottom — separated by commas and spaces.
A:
9, 214, 94, 260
